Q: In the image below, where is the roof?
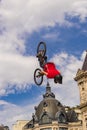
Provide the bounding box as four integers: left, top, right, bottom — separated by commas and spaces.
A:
82, 51, 87, 71
35, 82, 65, 121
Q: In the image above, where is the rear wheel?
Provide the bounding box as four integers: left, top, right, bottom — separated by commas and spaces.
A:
34, 68, 43, 85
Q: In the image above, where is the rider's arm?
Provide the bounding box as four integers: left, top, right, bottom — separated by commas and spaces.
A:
40, 70, 48, 75
40, 64, 48, 75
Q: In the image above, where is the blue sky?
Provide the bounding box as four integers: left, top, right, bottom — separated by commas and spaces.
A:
0, 0, 87, 129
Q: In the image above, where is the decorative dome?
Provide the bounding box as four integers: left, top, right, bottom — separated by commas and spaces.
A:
35, 82, 66, 124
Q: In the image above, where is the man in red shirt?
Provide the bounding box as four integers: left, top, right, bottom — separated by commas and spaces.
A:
37, 53, 62, 84
41, 62, 62, 84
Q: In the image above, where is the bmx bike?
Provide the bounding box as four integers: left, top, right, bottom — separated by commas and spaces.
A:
34, 42, 47, 86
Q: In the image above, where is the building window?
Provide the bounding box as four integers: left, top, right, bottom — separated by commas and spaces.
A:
85, 118, 87, 120
57, 111, 66, 123
40, 113, 51, 124
82, 87, 84, 91
42, 114, 49, 123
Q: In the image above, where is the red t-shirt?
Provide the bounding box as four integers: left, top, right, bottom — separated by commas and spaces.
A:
43, 62, 60, 78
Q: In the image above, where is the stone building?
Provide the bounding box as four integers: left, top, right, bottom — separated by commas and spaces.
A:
13, 52, 87, 130
13, 120, 29, 130
74, 51, 87, 130
0, 125, 9, 130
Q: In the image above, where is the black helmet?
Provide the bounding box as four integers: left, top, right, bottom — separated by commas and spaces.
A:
54, 74, 62, 84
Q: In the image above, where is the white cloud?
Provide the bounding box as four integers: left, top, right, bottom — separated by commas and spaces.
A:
68, 1, 87, 22
0, 99, 38, 129
42, 32, 59, 40
0, 32, 25, 54
0, 0, 87, 35
0, 54, 39, 96
81, 50, 87, 61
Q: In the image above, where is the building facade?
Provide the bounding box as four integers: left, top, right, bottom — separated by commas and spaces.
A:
74, 51, 87, 130
13, 52, 87, 130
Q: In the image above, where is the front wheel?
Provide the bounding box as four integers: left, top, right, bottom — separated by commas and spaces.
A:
34, 68, 43, 86
37, 42, 46, 57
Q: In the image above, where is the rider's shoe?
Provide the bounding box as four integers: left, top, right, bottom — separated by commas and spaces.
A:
36, 53, 42, 58
36, 50, 45, 58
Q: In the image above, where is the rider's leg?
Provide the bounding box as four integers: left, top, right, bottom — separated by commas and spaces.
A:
38, 56, 46, 68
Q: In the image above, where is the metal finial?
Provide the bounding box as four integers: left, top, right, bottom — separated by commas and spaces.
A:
46, 82, 51, 93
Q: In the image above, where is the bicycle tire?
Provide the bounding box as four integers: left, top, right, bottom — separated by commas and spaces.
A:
37, 42, 46, 57
34, 68, 43, 86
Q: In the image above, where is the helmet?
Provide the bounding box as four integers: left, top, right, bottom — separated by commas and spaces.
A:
54, 75, 62, 84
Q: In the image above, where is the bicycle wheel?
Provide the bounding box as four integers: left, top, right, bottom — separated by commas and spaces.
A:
37, 42, 46, 57
34, 68, 43, 86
